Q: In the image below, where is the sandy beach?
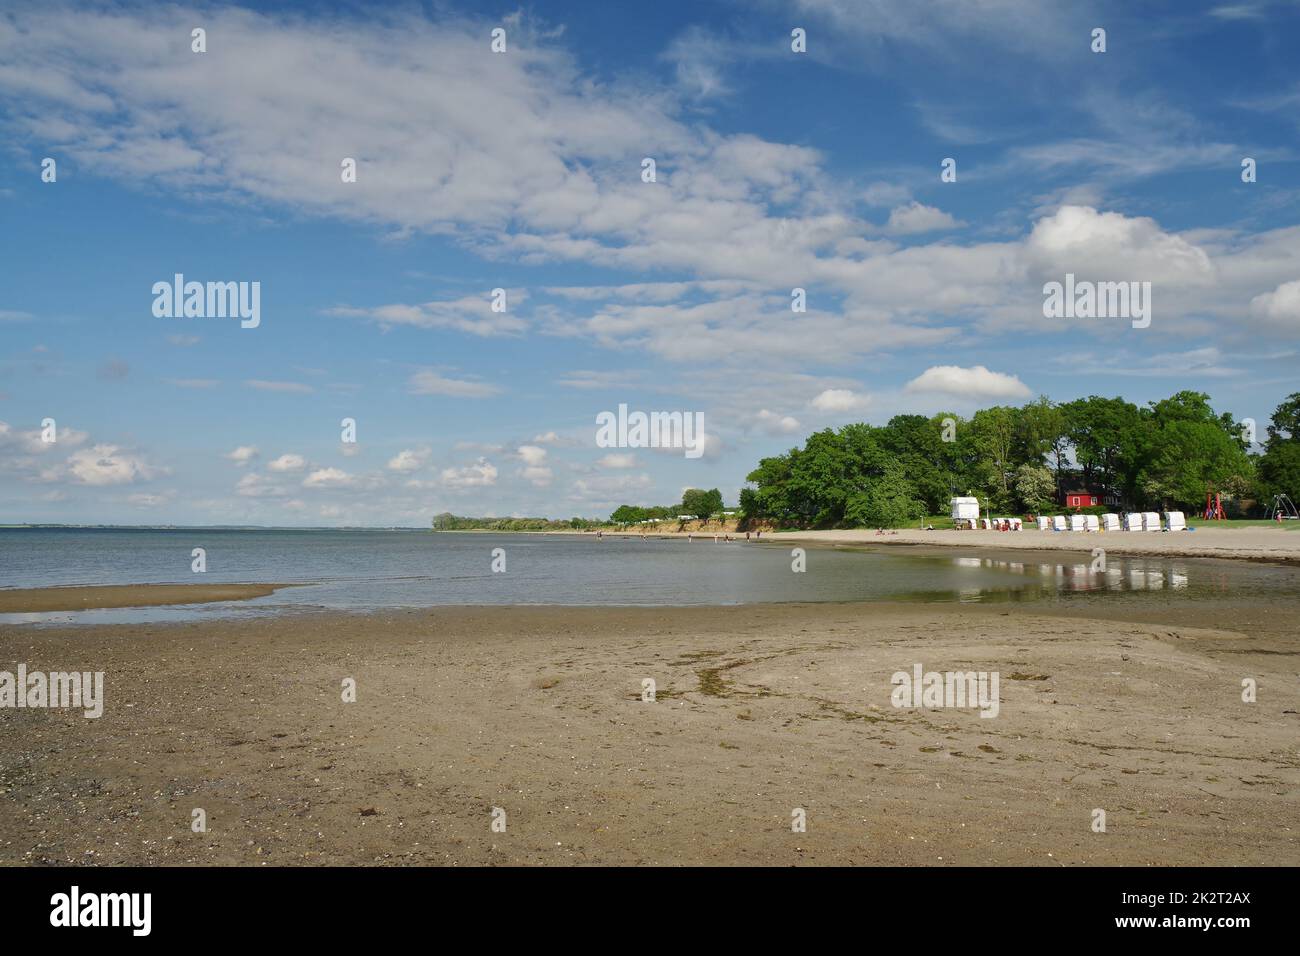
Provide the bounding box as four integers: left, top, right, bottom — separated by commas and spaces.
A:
2, 599, 1296, 866
774, 526, 1300, 563
0, 583, 293, 613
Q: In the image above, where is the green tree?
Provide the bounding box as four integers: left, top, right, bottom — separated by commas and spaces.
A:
1060, 395, 1144, 498
681, 488, 723, 520
609, 505, 647, 524
970, 406, 1017, 500
1013, 463, 1056, 512
1258, 443, 1300, 499
844, 468, 926, 528
1258, 393, 1300, 499
1265, 392, 1300, 448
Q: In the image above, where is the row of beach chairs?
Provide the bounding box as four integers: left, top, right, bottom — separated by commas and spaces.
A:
956, 518, 1022, 530
1036, 512, 1188, 532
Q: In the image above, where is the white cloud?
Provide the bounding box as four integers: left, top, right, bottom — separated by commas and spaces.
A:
66, 444, 164, 486
884, 202, 962, 235
904, 365, 1031, 400
408, 370, 501, 398
1022, 205, 1214, 285
517, 444, 548, 466
568, 473, 653, 505
441, 458, 498, 489
387, 448, 430, 472
1250, 279, 1300, 330
597, 453, 637, 469
267, 453, 308, 472
0, 421, 87, 454
235, 472, 287, 498
753, 409, 802, 434
225, 445, 259, 466
521, 466, 553, 487
810, 388, 871, 413
516, 445, 552, 487
329, 292, 528, 337
303, 467, 354, 489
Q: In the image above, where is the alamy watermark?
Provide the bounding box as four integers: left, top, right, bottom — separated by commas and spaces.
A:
1043, 273, 1150, 329
1, 666, 104, 718
152, 274, 260, 328
890, 663, 1000, 718
596, 403, 705, 459
50, 886, 150, 936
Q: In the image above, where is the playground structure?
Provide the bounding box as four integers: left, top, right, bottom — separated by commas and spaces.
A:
1265, 493, 1299, 521
1203, 488, 1226, 521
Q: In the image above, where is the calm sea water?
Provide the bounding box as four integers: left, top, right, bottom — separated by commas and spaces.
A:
1, 527, 1296, 624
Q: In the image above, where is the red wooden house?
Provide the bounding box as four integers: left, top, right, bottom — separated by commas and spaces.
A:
1061, 488, 1121, 509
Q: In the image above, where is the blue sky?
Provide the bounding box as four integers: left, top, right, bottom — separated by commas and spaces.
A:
1, 0, 1298, 525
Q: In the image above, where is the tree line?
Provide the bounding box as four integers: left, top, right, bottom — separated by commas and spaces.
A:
431, 512, 601, 531
738, 391, 1300, 528
609, 488, 726, 525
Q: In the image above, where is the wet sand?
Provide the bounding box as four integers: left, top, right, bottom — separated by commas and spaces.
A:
0, 583, 292, 613
2, 601, 1296, 866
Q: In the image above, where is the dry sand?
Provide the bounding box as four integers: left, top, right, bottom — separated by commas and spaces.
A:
2, 601, 1296, 866
0, 583, 292, 613
774, 526, 1300, 563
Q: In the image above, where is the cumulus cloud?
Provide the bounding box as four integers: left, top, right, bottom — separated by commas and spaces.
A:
225, 445, 259, 466
0, 420, 87, 455
884, 202, 962, 235
267, 453, 308, 472
303, 467, 354, 489
387, 448, 430, 472
753, 409, 802, 434
1022, 204, 1214, 285
810, 388, 871, 413
516, 444, 553, 487
904, 365, 1031, 400
66, 444, 164, 486
1250, 279, 1300, 331
441, 458, 498, 489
